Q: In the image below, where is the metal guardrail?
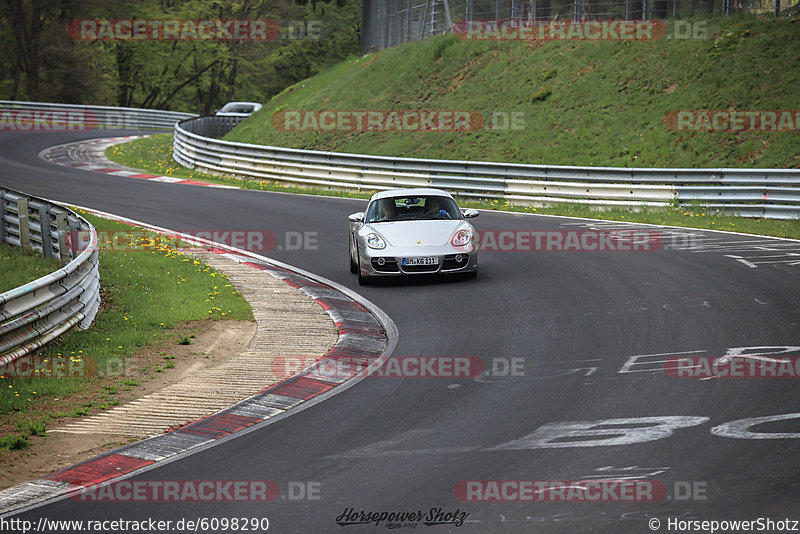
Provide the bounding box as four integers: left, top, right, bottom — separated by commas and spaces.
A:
0, 100, 196, 131
0, 189, 100, 365
174, 116, 800, 219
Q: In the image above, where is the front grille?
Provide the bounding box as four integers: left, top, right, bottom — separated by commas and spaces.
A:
401, 263, 439, 273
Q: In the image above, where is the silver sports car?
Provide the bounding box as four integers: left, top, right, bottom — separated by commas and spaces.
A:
348, 188, 479, 285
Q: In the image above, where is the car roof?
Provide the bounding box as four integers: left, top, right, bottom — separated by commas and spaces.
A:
369, 188, 454, 202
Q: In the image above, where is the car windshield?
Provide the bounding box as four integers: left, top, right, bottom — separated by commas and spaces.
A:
366, 196, 462, 223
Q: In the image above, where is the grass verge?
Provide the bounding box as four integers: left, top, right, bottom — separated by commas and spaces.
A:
0, 246, 63, 295
106, 134, 373, 200
0, 212, 254, 450
225, 15, 800, 169
106, 134, 800, 240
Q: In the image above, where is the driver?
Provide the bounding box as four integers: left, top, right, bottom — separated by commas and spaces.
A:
425, 197, 451, 218
379, 199, 398, 221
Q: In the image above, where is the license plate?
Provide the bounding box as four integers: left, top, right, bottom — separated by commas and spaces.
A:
402, 257, 438, 266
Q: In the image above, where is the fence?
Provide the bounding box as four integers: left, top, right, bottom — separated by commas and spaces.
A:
0, 189, 100, 365
361, 0, 794, 53
0, 100, 196, 131
173, 116, 800, 219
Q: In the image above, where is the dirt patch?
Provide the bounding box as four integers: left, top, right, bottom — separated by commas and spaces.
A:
0, 319, 255, 490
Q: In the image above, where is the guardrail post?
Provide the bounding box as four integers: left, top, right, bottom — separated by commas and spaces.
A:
56, 213, 71, 264
37, 203, 54, 259
17, 197, 30, 250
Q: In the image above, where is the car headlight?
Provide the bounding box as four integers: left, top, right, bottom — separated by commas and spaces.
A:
366, 233, 386, 249
451, 229, 472, 247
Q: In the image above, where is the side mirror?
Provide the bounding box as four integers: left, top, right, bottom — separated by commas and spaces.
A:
348, 212, 364, 223
463, 209, 479, 218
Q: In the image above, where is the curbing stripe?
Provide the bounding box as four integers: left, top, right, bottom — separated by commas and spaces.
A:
117, 433, 214, 462
179, 414, 263, 439
39, 138, 240, 190
44, 454, 154, 487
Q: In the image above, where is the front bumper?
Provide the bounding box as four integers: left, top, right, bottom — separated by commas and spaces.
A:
359, 247, 478, 277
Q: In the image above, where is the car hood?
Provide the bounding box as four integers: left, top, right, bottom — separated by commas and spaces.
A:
367, 220, 467, 247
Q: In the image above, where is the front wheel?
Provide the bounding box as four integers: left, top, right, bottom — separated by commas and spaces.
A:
349, 239, 358, 274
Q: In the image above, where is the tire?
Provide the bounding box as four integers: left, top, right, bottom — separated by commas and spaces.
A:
349, 239, 358, 274
355, 243, 369, 284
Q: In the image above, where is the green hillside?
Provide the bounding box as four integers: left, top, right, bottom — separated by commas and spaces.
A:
226, 15, 800, 169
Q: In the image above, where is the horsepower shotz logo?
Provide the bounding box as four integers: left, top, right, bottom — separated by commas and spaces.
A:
336, 507, 469, 527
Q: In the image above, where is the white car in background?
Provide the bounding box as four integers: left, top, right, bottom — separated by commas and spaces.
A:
214, 102, 262, 117
348, 188, 479, 285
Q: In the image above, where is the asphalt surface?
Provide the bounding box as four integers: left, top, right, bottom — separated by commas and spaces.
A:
3, 130, 800, 532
